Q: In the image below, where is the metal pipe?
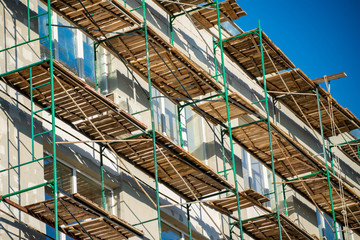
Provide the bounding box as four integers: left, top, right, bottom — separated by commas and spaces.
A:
0, 36, 49, 53
141, 1, 162, 238
316, 87, 338, 240
100, 146, 106, 209
46, 1, 59, 238
177, 106, 184, 147
187, 204, 192, 239
0, 181, 53, 201
258, 21, 282, 239
215, 1, 244, 238
282, 183, 288, 216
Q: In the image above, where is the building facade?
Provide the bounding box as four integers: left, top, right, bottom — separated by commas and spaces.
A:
0, 0, 360, 240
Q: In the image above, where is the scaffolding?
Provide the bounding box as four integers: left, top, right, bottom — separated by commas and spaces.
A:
0, 0, 359, 240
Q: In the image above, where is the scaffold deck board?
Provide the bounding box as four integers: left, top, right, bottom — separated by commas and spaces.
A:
2, 193, 143, 239
207, 189, 269, 214
106, 28, 221, 103
222, 29, 295, 78
339, 143, 360, 165
190, 0, 246, 29
289, 173, 360, 233
46, 0, 221, 103
242, 212, 317, 240
232, 120, 360, 234
0, 60, 146, 137
231, 121, 322, 178
43, 0, 139, 38
111, 130, 233, 200
192, 92, 257, 125
152, 0, 209, 15
264, 69, 360, 137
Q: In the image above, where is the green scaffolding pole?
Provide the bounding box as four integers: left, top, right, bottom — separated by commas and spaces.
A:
257, 21, 282, 239
329, 144, 336, 175
100, 146, 106, 209
141, 1, 162, 239
215, 0, 244, 238
186, 204, 192, 240
1, 1, 58, 238
282, 183, 288, 216
315, 87, 339, 240
47, 0, 59, 238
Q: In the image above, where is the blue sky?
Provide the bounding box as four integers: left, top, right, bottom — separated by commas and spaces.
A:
234, 0, 360, 118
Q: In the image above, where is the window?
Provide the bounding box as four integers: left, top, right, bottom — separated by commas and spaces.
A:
44, 160, 73, 195
152, 88, 179, 144
161, 222, 182, 240
38, 3, 95, 84
316, 210, 343, 240
161, 221, 195, 240
57, 17, 78, 75
77, 172, 112, 210
241, 149, 269, 195
43, 156, 113, 212
184, 107, 205, 160
83, 36, 96, 85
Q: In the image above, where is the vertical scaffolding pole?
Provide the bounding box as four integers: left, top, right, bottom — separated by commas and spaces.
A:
141, 1, 162, 238
258, 20, 282, 239
43, 0, 59, 238
282, 183, 288, 216
177, 106, 184, 148
315, 87, 338, 240
215, 1, 244, 238
169, 16, 175, 46
100, 146, 106, 209
186, 204, 192, 239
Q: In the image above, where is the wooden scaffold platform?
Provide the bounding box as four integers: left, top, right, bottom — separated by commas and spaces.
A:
1, 193, 144, 239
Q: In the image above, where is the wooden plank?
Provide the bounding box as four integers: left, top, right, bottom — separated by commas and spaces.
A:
312, 72, 347, 84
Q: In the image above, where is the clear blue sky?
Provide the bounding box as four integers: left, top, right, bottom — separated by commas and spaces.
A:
234, 0, 360, 118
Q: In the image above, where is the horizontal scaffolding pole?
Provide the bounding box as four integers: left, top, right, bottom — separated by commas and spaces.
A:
0, 181, 53, 202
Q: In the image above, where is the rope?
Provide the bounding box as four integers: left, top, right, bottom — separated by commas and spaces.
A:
54, 76, 157, 208
156, 145, 230, 240
262, 46, 323, 144
323, 77, 350, 234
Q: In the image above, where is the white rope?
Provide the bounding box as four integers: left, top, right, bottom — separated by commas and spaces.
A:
156, 145, 230, 240
54, 76, 157, 208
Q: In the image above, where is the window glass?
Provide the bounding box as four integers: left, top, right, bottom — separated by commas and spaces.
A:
316, 210, 343, 240
57, 17, 79, 75
83, 36, 95, 85
161, 222, 182, 240
77, 172, 112, 211
152, 88, 163, 132
242, 149, 251, 188
44, 159, 73, 194
251, 156, 265, 195
164, 97, 178, 144
38, 3, 49, 59
184, 107, 205, 160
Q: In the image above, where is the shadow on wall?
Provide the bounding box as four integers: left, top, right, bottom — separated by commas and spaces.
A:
0, 214, 45, 240
287, 195, 318, 231
120, 171, 223, 240
108, 69, 150, 112
1, 0, 38, 32
1, 0, 41, 71
173, 26, 213, 72
338, 155, 360, 187
208, 140, 244, 177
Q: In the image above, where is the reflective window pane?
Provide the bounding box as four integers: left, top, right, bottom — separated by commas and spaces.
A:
77, 172, 111, 211
161, 222, 182, 240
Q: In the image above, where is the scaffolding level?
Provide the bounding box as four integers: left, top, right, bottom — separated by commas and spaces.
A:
0, 0, 359, 240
